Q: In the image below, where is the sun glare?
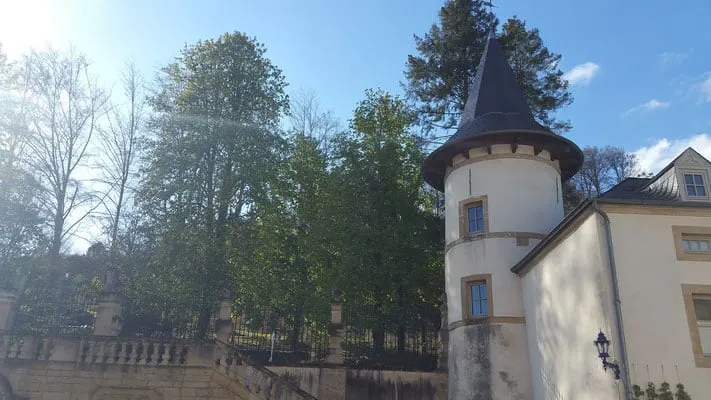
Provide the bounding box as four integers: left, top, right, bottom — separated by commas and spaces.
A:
0, 0, 60, 57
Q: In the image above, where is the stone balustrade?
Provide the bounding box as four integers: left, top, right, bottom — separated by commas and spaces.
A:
0, 331, 214, 367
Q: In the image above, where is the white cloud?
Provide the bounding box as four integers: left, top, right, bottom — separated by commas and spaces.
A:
634, 134, 711, 173
621, 99, 670, 117
698, 74, 711, 102
658, 51, 689, 68
563, 62, 601, 87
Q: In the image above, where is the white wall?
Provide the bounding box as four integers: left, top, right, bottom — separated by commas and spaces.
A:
444, 146, 563, 245
443, 145, 560, 400
521, 211, 622, 400
446, 238, 538, 322
443, 145, 563, 322
609, 211, 711, 398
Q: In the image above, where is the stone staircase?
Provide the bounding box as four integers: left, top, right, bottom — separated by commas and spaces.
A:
0, 331, 316, 400
212, 339, 318, 400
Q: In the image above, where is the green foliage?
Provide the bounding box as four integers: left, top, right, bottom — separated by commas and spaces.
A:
633, 384, 645, 400
659, 382, 674, 400
632, 382, 692, 400
328, 89, 443, 327
676, 383, 692, 400
138, 31, 289, 334
405, 0, 571, 133
646, 382, 658, 400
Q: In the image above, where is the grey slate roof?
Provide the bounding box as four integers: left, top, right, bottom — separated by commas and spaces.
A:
599, 176, 681, 201
422, 33, 583, 191
597, 147, 711, 202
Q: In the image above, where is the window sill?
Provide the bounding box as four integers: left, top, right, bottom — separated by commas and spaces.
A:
447, 316, 526, 331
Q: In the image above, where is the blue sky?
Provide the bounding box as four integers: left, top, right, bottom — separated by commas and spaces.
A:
2, 0, 711, 172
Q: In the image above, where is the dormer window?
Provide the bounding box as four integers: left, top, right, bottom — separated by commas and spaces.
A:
684, 173, 708, 199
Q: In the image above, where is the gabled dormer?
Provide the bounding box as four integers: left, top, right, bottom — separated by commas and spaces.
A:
601, 147, 711, 202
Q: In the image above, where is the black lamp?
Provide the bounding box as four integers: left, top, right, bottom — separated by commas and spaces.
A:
594, 331, 620, 380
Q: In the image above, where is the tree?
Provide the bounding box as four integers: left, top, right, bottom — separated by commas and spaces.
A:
405, 1, 571, 133
98, 62, 145, 253
140, 32, 289, 334
289, 89, 340, 155
20, 48, 108, 267
328, 89, 443, 351
572, 145, 640, 198
0, 45, 46, 268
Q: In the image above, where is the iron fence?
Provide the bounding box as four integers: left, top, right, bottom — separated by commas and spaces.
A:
13, 272, 101, 336
119, 296, 216, 340
342, 301, 441, 371
230, 310, 329, 366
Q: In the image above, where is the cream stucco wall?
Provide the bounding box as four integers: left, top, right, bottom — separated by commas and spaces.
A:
521, 211, 622, 400
446, 238, 538, 322
443, 145, 560, 400
608, 210, 711, 398
444, 145, 563, 245
444, 145, 563, 322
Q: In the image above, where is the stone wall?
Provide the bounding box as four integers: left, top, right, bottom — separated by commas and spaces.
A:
0, 334, 316, 400
267, 366, 447, 400
0, 332, 447, 400
0, 361, 233, 400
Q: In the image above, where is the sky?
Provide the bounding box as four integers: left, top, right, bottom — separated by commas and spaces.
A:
1, 0, 710, 171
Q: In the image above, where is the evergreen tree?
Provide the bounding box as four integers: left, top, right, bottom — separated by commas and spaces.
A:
406, 0, 571, 133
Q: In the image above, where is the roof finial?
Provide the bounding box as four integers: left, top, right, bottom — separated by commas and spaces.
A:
483, 1, 496, 37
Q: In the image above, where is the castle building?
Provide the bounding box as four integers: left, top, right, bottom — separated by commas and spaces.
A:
423, 31, 711, 400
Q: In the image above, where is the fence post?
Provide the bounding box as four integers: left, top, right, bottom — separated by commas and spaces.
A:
320, 289, 346, 400
0, 289, 19, 331
326, 290, 344, 365
215, 293, 233, 342
94, 277, 123, 336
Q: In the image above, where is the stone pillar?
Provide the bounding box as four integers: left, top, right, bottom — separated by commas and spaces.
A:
326, 290, 344, 365
0, 289, 19, 331
215, 296, 233, 342
93, 293, 123, 336
321, 289, 346, 400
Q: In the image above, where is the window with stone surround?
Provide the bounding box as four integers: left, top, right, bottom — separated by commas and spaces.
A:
461, 274, 493, 320
459, 195, 488, 238
682, 284, 711, 367
673, 226, 711, 262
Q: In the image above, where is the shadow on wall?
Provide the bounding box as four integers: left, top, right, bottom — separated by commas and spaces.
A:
531, 216, 620, 399
0, 372, 28, 400
345, 370, 440, 400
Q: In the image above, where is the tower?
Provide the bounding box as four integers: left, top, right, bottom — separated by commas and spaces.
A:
422, 33, 583, 399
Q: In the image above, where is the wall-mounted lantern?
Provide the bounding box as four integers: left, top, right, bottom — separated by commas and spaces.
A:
594, 331, 621, 380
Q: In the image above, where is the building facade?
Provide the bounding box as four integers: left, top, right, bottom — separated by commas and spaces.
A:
422, 26, 711, 400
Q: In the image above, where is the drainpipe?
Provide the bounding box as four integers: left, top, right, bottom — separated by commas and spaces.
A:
592, 201, 632, 400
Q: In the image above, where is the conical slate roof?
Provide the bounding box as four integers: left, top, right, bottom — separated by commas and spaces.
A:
422, 33, 583, 191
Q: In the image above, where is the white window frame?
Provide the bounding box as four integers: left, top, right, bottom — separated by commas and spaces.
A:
680, 169, 710, 200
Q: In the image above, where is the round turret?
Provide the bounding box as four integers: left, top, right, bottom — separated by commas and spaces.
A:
423, 34, 582, 400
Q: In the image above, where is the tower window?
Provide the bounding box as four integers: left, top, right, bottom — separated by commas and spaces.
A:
684, 173, 708, 198
461, 274, 492, 320
470, 281, 488, 317
467, 204, 484, 233
459, 195, 488, 238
